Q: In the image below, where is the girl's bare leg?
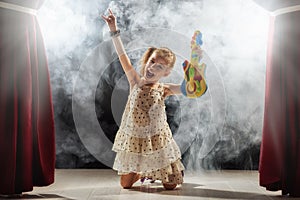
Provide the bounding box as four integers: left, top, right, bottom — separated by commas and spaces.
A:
120, 173, 140, 189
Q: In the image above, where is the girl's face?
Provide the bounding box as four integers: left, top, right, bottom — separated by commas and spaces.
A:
143, 52, 171, 83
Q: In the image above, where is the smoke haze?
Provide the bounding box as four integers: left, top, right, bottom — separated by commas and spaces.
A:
38, 0, 269, 170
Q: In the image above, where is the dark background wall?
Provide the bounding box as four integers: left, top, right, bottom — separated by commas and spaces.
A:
38, 0, 270, 170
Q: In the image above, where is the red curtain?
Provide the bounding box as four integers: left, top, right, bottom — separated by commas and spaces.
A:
0, 0, 55, 195
259, 9, 300, 197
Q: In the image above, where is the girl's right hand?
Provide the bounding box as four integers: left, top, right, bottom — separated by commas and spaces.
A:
101, 9, 117, 32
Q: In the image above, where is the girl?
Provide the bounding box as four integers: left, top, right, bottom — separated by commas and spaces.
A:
102, 9, 184, 190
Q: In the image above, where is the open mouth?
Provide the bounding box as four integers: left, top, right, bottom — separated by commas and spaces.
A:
146, 70, 154, 79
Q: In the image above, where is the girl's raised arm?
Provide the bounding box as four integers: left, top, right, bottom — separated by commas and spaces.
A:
102, 9, 140, 87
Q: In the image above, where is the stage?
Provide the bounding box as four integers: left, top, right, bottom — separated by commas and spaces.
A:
10, 169, 298, 200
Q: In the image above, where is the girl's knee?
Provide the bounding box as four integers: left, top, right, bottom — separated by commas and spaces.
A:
163, 183, 177, 190
120, 173, 140, 189
120, 174, 133, 189
121, 180, 133, 189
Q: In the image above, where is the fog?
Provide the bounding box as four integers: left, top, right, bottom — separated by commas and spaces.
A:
38, 0, 269, 169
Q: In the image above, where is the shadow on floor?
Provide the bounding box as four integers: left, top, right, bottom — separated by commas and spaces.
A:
129, 182, 300, 200
0, 193, 73, 200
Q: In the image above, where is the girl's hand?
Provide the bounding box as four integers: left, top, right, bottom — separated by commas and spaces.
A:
101, 9, 117, 32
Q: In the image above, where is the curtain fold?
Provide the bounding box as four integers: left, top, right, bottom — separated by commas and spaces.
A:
0, 0, 55, 195
259, 8, 300, 197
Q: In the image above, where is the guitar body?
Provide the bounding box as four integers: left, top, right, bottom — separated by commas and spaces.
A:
181, 30, 208, 98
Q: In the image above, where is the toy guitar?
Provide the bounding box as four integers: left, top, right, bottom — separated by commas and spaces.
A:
181, 30, 208, 98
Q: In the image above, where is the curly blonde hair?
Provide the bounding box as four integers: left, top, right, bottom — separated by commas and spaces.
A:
139, 47, 176, 75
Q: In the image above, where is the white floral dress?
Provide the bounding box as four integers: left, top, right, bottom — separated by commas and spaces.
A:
112, 83, 184, 184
